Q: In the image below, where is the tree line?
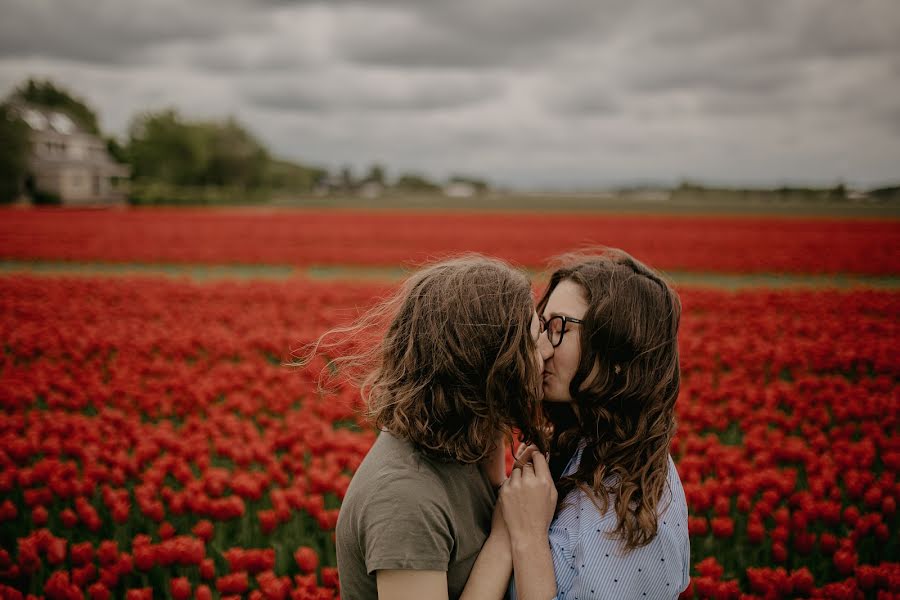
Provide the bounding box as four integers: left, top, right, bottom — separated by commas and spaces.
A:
0, 78, 482, 204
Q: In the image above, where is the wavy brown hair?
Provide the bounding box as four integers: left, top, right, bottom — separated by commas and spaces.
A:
301, 255, 547, 464
537, 248, 681, 551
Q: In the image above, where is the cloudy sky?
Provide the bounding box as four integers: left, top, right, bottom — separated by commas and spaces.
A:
2, 0, 899, 189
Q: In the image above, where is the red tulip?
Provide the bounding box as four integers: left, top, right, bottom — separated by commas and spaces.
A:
192, 519, 214, 542
216, 572, 249, 595
46, 537, 67, 565
834, 549, 858, 575
170, 576, 192, 600
321, 566, 340, 589
195, 585, 213, 600
711, 517, 734, 539
97, 541, 119, 566
158, 521, 175, 540
88, 582, 111, 600
31, 505, 48, 527
695, 557, 724, 580
294, 546, 319, 573
60, 508, 78, 528
200, 558, 216, 580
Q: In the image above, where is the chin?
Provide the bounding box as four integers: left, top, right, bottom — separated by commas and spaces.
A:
541, 387, 570, 404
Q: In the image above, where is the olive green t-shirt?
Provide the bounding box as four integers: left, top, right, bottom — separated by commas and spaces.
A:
336, 431, 496, 600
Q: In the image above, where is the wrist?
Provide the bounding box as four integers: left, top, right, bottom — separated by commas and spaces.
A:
509, 531, 550, 556
484, 529, 512, 561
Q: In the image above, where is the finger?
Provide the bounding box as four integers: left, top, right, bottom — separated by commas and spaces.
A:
531, 451, 552, 481
518, 461, 537, 485
508, 464, 522, 484
515, 442, 527, 458
516, 444, 541, 465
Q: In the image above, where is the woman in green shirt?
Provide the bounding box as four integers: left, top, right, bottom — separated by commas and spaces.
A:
308, 255, 555, 600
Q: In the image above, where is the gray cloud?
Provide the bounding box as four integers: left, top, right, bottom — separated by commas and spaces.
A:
331, 1, 628, 69
0, 0, 268, 65
244, 70, 503, 113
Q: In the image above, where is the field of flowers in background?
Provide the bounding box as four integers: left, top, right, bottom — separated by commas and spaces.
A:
1, 206, 898, 599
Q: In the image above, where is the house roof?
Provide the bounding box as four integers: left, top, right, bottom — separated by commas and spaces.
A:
18, 106, 80, 134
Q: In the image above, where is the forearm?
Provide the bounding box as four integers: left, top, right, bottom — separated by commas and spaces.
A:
511, 536, 557, 600
459, 532, 513, 600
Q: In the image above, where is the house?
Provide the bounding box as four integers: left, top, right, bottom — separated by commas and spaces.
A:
15, 104, 129, 204
442, 181, 478, 198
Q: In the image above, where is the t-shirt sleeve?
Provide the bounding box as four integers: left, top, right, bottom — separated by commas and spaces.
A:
361, 474, 454, 574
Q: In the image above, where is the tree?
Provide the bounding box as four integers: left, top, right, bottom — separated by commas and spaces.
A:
127, 109, 205, 185
200, 117, 269, 189
105, 137, 128, 164
0, 103, 30, 203
448, 174, 490, 193
339, 166, 356, 190
395, 172, 440, 192
364, 163, 385, 185
10, 78, 100, 134
266, 160, 326, 193
128, 110, 274, 190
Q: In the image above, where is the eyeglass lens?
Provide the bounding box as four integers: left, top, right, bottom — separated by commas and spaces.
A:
547, 316, 565, 347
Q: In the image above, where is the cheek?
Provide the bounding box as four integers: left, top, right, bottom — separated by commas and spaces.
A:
556, 345, 580, 376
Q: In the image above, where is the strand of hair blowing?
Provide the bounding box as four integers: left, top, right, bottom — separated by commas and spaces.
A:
543, 249, 681, 551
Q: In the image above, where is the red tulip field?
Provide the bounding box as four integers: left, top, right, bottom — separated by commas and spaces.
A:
0, 207, 898, 599
1, 207, 899, 275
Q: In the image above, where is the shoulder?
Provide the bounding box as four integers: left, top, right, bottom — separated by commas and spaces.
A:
347, 434, 450, 509
553, 455, 690, 569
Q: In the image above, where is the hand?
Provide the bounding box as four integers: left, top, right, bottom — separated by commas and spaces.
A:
513, 443, 543, 469
498, 452, 558, 546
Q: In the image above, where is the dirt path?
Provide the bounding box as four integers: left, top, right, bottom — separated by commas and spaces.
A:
1, 259, 898, 289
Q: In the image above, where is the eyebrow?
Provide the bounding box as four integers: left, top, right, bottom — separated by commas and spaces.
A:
542, 311, 578, 319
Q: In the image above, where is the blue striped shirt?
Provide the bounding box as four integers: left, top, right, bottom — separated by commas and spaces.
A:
510, 442, 690, 600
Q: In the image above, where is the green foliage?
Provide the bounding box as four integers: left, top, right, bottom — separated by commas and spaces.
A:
127, 181, 271, 206
128, 109, 271, 188
448, 174, 489, 193
0, 103, 30, 203
11, 78, 101, 134
106, 136, 128, 164
31, 190, 61, 205
127, 109, 322, 201
394, 172, 440, 192
364, 163, 385, 185
265, 159, 327, 193
338, 166, 356, 189
868, 186, 900, 201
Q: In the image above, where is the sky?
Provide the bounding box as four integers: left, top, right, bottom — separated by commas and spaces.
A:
1, 0, 899, 190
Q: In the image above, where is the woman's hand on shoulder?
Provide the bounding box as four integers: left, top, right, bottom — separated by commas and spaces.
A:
498, 451, 557, 547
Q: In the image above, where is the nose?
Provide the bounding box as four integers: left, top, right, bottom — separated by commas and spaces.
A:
538, 333, 554, 361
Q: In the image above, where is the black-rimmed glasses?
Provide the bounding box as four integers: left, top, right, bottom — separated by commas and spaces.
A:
540, 315, 583, 348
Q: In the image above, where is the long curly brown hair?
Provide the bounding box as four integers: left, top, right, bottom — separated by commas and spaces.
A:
537, 248, 681, 551
301, 254, 547, 464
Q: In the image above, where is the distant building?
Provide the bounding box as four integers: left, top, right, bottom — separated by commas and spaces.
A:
443, 181, 478, 198
358, 181, 384, 199
14, 104, 129, 204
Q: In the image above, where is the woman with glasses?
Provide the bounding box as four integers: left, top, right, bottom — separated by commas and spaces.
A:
306, 255, 556, 600
494, 248, 690, 600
